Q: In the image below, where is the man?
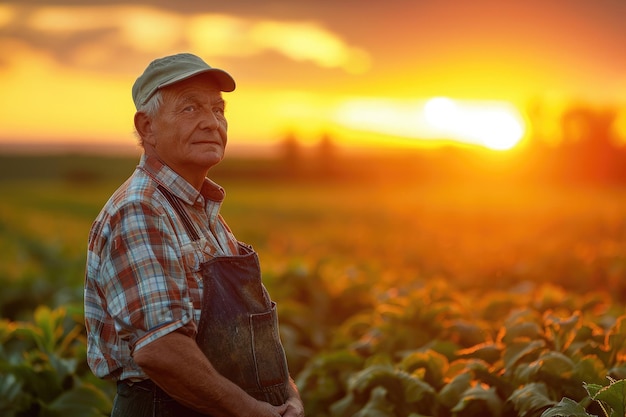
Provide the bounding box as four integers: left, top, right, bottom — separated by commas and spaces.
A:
84, 53, 304, 417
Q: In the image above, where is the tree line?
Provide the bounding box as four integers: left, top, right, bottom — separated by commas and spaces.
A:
272, 102, 626, 185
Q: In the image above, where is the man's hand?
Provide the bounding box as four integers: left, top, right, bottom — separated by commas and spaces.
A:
134, 330, 290, 417
256, 402, 288, 417
281, 378, 305, 416
281, 396, 305, 417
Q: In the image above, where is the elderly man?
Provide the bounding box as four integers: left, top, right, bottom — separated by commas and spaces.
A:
84, 53, 304, 417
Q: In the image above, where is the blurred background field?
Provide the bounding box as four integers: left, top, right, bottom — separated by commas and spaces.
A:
1, 149, 625, 303
3, 151, 626, 317
2, 152, 626, 416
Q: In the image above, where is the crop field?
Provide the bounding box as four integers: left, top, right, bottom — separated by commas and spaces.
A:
1, 154, 626, 416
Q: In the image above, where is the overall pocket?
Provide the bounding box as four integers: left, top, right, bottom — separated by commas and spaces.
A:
249, 301, 289, 388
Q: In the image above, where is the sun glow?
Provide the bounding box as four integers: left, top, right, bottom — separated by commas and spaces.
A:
424, 97, 525, 150
335, 97, 526, 151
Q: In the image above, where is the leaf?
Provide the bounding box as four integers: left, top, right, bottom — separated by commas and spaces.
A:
0, 319, 17, 345
544, 311, 581, 335
400, 350, 447, 389
353, 386, 395, 417
540, 397, 594, 417
0, 373, 25, 409
57, 324, 84, 357
330, 392, 361, 417
34, 305, 59, 352
574, 356, 607, 385
396, 370, 436, 404
446, 319, 489, 347
12, 364, 63, 402
451, 384, 503, 416
590, 379, 626, 417
426, 339, 460, 360
298, 348, 364, 381
503, 340, 546, 372
296, 349, 363, 396
12, 324, 44, 352
461, 358, 492, 374
538, 351, 576, 378
502, 321, 543, 344
508, 382, 555, 417
437, 371, 472, 409
456, 342, 502, 364
607, 364, 626, 381
46, 383, 112, 417
513, 351, 574, 386
544, 311, 581, 352
606, 316, 626, 365
346, 363, 435, 414
349, 365, 400, 400
583, 383, 603, 398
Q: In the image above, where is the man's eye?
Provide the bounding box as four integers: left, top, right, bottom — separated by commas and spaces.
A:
214, 107, 225, 115
183, 105, 197, 112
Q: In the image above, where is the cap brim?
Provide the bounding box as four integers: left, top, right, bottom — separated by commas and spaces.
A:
160, 68, 236, 93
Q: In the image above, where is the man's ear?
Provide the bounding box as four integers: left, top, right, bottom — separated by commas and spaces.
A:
134, 112, 156, 146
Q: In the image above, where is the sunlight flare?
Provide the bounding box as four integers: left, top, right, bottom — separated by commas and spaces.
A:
424, 97, 525, 150
335, 97, 526, 150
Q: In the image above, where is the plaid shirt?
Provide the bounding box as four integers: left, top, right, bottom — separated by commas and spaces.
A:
84, 154, 240, 381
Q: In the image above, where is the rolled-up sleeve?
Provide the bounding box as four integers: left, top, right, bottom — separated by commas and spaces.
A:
99, 199, 197, 354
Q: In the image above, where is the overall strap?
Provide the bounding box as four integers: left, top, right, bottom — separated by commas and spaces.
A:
157, 184, 201, 242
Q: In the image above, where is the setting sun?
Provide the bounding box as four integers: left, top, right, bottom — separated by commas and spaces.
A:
424, 97, 526, 151
335, 97, 526, 151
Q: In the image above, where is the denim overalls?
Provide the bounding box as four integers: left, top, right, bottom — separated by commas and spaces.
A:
111, 186, 289, 416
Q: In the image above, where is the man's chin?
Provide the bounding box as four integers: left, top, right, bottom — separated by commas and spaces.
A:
199, 152, 225, 170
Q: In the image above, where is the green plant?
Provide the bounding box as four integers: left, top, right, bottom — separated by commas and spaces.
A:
295, 278, 626, 417
541, 378, 626, 417
0, 306, 113, 417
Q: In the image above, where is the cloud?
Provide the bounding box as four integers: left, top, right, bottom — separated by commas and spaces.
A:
0, 4, 370, 74
250, 20, 370, 74
186, 14, 259, 57
0, 4, 16, 27
117, 7, 186, 53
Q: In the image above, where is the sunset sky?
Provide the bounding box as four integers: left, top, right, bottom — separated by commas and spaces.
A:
1, 0, 625, 154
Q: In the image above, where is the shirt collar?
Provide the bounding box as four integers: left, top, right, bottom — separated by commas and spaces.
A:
139, 153, 225, 205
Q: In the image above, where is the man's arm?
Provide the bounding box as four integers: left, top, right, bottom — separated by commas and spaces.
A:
133, 330, 288, 417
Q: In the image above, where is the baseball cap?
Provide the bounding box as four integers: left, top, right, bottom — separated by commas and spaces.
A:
132, 53, 236, 109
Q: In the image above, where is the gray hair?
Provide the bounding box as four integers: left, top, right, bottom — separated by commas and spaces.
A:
134, 90, 163, 146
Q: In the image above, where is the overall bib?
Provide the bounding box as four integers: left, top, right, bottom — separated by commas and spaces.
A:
111, 186, 289, 416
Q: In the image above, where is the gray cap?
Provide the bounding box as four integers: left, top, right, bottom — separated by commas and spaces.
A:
132, 53, 236, 109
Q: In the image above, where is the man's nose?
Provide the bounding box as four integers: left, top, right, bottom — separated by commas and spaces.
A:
199, 110, 219, 130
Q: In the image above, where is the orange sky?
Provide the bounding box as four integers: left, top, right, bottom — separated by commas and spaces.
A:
0, 0, 625, 154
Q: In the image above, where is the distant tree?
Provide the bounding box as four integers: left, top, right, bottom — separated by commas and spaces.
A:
560, 106, 615, 145
278, 131, 302, 176
315, 133, 338, 178
559, 104, 625, 182
316, 133, 336, 161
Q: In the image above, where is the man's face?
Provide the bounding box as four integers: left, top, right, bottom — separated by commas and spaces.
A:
148, 74, 228, 182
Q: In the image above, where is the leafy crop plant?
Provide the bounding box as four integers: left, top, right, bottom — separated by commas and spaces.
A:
542, 378, 626, 417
